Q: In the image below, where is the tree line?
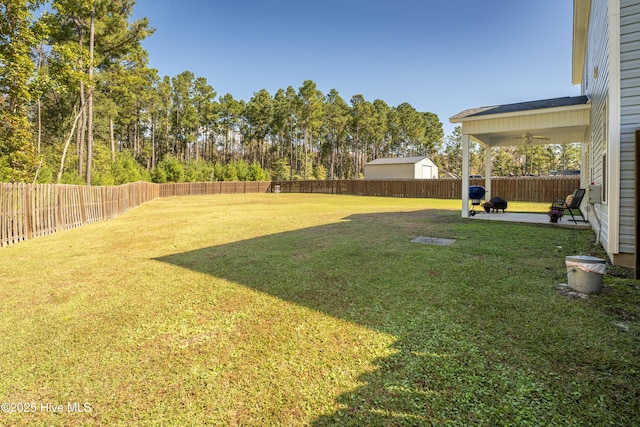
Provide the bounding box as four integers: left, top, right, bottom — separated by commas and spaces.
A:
440, 128, 581, 178
1, 0, 580, 185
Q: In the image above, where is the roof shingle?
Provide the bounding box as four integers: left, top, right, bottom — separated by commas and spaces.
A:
450, 95, 589, 121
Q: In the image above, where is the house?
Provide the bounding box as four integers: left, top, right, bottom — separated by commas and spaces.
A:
364, 156, 439, 180
450, 0, 638, 274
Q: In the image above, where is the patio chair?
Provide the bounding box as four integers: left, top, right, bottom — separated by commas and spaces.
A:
550, 188, 587, 224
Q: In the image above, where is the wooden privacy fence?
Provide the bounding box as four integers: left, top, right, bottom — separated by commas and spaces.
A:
1, 176, 579, 247
271, 176, 581, 202
158, 181, 272, 197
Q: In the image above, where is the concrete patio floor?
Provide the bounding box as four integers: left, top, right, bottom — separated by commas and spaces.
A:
468, 211, 591, 229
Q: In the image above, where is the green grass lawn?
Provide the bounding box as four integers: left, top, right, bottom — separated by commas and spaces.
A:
0, 194, 638, 426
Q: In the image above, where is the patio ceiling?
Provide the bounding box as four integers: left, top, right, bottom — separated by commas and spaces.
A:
449, 96, 590, 147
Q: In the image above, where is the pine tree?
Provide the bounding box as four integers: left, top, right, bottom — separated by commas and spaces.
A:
0, 0, 43, 182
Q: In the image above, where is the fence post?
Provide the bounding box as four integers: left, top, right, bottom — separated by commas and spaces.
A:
24, 184, 32, 240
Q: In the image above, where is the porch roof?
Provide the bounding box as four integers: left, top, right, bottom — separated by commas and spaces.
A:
449, 95, 590, 147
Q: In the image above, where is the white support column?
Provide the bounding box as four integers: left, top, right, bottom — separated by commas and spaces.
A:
461, 134, 470, 218
484, 146, 492, 200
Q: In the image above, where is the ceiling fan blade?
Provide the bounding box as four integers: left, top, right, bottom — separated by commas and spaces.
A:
511, 133, 551, 141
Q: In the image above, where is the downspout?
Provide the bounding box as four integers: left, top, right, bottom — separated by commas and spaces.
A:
589, 200, 602, 246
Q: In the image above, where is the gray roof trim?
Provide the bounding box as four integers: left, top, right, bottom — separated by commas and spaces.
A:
450, 95, 590, 121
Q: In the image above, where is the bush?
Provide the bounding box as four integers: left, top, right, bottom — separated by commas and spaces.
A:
235, 160, 249, 181
91, 171, 116, 186
111, 152, 151, 184
151, 158, 270, 183
0, 156, 10, 182
269, 158, 291, 181
213, 162, 224, 181
185, 161, 215, 182
313, 163, 327, 180
152, 156, 184, 183
60, 170, 86, 185
151, 167, 167, 183
90, 144, 117, 185
248, 161, 270, 181
34, 163, 54, 184
223, 162, 238, 181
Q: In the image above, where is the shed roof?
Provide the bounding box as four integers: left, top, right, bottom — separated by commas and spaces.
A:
365, 156, 430, 166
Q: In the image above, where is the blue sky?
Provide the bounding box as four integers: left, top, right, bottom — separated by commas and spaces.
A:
132, 0, 580, 137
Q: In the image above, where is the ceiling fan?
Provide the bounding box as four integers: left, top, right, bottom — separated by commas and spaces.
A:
513, 132, 551, 144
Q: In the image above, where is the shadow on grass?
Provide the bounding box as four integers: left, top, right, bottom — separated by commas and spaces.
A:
153, 209, 636, 425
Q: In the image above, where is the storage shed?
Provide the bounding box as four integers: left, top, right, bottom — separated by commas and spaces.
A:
364, 156, 439, 180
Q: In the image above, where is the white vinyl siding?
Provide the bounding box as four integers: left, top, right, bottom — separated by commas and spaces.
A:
364, 164, 417, 180
363, 157, 439, 180
584, 0, 611, 249
619, 0, 640, 253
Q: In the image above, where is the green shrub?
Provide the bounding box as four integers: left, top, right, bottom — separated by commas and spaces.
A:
235, 160, 249, 181
60, 170, 86, 185
0, 156, 10, 182
248, 161, 270, 181
313, 163, 327, 180
223, 162, 238, 181
269, 158, 291, 181
34, 163, 54, 184
213, 162, 224, 181
185, 161, 214, 182
151, 167, 167, 183
91, 171, 116, 186
152, 156, 185, 183
111, 152, 151, 184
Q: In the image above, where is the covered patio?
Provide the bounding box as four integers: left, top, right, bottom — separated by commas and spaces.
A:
468, 211, 591, 229
450, 95, 591, 218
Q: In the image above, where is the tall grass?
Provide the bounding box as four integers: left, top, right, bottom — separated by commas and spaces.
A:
0, 194, 637, 426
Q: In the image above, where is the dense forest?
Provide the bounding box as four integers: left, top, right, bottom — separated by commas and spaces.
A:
1, 0, 581, 184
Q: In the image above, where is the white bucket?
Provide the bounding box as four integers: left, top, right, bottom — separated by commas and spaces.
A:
565, 255, 606, 293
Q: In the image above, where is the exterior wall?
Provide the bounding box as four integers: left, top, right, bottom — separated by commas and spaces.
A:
364, 159, 438, 179
583, 0, 612, 252
583, 0, 636, 264
420, 164, 438, 179
619, 0, 640, 255
364, 164, 416, 180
